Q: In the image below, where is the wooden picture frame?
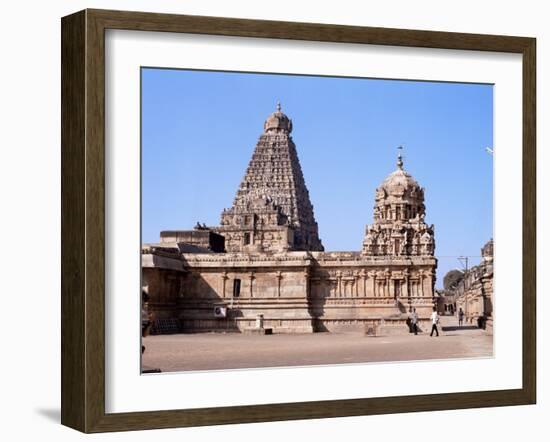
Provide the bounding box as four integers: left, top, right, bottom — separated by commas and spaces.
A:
61, 8, 536, 433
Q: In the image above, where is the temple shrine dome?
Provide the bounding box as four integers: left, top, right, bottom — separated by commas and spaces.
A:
379, 152, 422, 197
381, 168, 420, 194
264, 102, 293, 133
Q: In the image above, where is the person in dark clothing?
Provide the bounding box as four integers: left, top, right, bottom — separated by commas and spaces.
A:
142, 290, 152, 354
411, 308, 419, 335
458, 307, 465, 327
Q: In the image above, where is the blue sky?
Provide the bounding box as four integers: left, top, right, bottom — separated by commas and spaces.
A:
141, 68, 493, 288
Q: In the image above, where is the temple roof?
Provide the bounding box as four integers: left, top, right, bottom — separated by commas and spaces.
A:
263, 102, 293, 133
220, 102, 323, 252
380, 151, 421, 195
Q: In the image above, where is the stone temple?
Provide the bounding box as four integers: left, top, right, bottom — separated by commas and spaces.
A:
142, 104, 437, 334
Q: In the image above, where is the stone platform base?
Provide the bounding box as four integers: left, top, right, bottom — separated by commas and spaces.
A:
156, 316, 434, 335
243, 328, 273, 335
274, 326, 315, 334
179, 318, 314, 334
371, 319, 431, 336
377, 324, 412, 336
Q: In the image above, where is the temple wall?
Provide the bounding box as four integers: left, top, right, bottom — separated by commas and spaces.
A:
308, 258, 436, 332
215, 226, 294, 253
142, 267, 182, 322
142, 251, 437, 334
177, 267, 313, 333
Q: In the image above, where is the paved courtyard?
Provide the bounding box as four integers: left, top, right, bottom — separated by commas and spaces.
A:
142, 320, 493, 373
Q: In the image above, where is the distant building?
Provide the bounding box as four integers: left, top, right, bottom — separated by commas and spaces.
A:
449, 239, 494, 332
435, 269, 464, 315
436, 289, 457, 316
142, 104, 437, 334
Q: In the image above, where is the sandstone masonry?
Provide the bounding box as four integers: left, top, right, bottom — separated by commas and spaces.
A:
142, 104, 438, 334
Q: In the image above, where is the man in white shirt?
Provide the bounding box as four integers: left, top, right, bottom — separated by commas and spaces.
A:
430, 307, 440, 337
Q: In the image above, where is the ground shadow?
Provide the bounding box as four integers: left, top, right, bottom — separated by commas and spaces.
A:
442, 325, 478, 331
35, 408, 60, 423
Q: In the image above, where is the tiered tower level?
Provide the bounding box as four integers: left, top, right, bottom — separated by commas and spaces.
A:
217, 103, 324, 253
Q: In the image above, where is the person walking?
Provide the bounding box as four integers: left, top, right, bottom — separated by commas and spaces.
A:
142, 290, 152, 354
411, 308, 419, 335
430, 307, 440, 337
458, 308, 464, 327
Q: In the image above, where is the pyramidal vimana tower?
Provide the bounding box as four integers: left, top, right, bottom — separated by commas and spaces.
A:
142, 104, 437, 334
218, 102, 324, 253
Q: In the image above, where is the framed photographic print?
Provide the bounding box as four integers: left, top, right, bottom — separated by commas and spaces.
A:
61, 9, 536, 433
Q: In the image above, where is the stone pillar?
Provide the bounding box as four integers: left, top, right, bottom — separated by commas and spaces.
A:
424, 270, 433, 298
337, 271, 342, 297
249, 272, 255, 297
304, 268, 310, 298
221, 271, 229, 298
403, 270, 410, 310
165, 272, 179, 304
370, 271, 376, 297
276, 271, 283, 297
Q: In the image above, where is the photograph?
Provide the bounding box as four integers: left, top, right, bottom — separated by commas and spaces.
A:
140, 68, 495, 373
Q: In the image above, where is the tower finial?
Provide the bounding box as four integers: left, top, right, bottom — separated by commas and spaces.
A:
276, 100, 281, 112
397, 145, 404, 169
